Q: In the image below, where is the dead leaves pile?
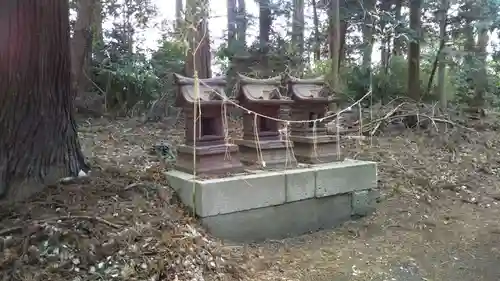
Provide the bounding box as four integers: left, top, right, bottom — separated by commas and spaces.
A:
0, 172, 250, 281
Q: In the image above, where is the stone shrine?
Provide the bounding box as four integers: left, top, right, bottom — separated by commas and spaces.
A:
173, 74, 244, 175
234, 74, 296, 168
287, 75, 344, 163
165, 75, 378, 244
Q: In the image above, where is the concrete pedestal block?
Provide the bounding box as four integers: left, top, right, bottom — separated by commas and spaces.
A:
165, 159, 378, 242
165, 170, 286, 217
315, 160, 377, 197
352, 189, 380, 216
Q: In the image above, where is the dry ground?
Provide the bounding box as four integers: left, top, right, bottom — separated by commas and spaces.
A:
2, 115, 500, 281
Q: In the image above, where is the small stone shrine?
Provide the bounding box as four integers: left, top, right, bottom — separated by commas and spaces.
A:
173, 73, 244, 175
287, 75, 344, 163
234, 74, 296, 168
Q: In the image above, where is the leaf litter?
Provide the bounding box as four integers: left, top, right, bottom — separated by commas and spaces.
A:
2, 112, 500, 281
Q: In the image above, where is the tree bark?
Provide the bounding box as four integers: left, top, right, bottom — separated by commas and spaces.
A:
437, 0, 449, 109
361, 0, 375, 69
184, 0, 212, 78
71, 0, 96, 98
292, 0, 305, 71
259, 0, 272, 54
227, 0, 237, 53
473, 16, 489, 109
408, 0, 422, 101
392, 0, 403, 56
0, 0, 88, 202
328, 0, 340, 111
175, 0, 183, 29
338, 19, 348, 70
91, 0, 104, 60
236, 0, 247, 49
379, 0, 392, 70
312, 0, 321, 62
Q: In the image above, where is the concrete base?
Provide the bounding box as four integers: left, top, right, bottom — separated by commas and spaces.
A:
235, 139, 297, 169
290, 135, 344, 164
165, 159, 377, 242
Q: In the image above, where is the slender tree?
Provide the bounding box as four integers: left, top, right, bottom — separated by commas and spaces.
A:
71, 0, 99, 98
184, 0, 212, 78
408, 0, 422, 101
311, 0, 321, 62
0, 0, 89, 201
328, 0, 340, 110
437, 0, 449, 109
236, 0, 247, 48
228, 0, 238, 53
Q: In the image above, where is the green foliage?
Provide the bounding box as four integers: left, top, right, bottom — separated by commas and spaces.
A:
91, 53, 160, 115
308, 55, 463, 106
88, 38, 186, 116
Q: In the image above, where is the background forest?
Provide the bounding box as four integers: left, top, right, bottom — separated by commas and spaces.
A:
4, 1, 500, 280
72, 0, 500, 119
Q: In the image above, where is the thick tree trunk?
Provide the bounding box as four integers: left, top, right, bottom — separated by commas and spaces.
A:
0, 0, 89, 201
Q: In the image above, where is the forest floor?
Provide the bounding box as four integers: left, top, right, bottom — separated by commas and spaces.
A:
2, 114, 500, 281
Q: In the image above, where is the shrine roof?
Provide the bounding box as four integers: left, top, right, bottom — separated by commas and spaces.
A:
287, 75, 338, 102
235, 74, 292, 104
173, 73, 229, 106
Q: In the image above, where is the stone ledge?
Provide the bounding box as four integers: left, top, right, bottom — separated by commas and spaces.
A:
166, 159, 377, 218
165, 170, 286, 217
314, 160, 377, 197
284, 168, 315, 202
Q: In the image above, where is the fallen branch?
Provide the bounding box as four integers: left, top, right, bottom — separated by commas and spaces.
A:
361, 111, 476, 136
370, 102, 407, 136
0, 215, 121, 237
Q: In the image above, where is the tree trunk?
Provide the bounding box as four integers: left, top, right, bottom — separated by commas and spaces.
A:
227, 0, 237, 54
91, 0, 104, 60
312, 0, 321, 62
361, 0, 375, 69
236, 0, 247, 49
408, 0, 422, 101
328, 0, 340, 111
0, 0, 88, 201
338, 19, 348, 70
292, 0, 305, 70
473, 17, 489, 110
437, 0, 449, 109
259, 0, 272, 55
392, 0, 403, 56
71, 0, 96, 98
184, 0, 212, 78
380, 0, 392, 70
175, 0, 183, 29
